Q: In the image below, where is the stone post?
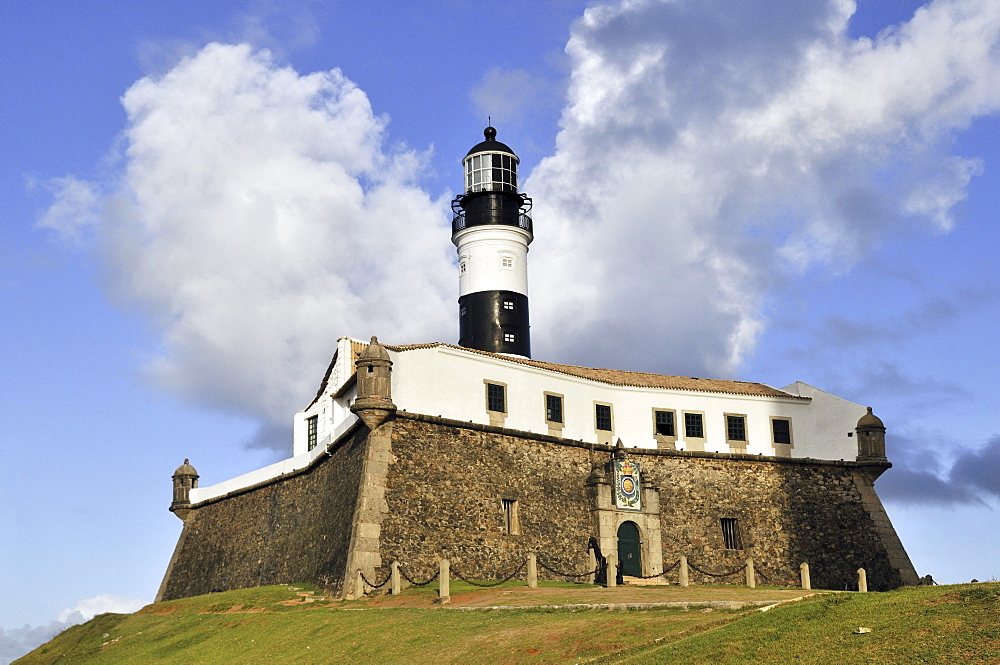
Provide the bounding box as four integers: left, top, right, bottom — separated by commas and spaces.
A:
391, 561, 400, 595
746, 558, 756, 589
800, 562, 811, 590
356, 570, 365, 598
527, 553, 538, 588
606, 552, 617, 588
439, 559, 451, 603
857, 568, 867, 593
679, 555, 689, 587
588, 549, 597, 585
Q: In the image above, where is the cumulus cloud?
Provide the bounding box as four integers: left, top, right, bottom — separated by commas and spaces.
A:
43, 43, 454, 442
526, 0, 1000, 375
39, 1, 1000, 452
0, 595, 146, 665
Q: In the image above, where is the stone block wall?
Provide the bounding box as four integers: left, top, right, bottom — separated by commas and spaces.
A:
157, 425, 368, 601
377, 415, 906, 591
158, 412, 910, 600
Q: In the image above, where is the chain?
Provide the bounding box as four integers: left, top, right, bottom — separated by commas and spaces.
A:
397, 566, 441, 587
536, 558, 600, 579
687, 560, 748, 579
753, 565, 777, 585
450, 558, 527, 588
358, 569, 392, 590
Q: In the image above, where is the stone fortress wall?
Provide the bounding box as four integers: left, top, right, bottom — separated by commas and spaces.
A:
158, 410, 914, 601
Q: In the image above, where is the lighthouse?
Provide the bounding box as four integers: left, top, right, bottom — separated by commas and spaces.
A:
451, 127, 533, 357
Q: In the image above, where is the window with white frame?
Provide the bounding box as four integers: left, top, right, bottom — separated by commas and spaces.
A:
465, 152, 518, 193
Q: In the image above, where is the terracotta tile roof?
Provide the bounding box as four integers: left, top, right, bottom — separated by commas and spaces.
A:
383, 342, 806, 400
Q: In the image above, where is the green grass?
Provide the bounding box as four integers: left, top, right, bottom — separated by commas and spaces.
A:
615, 583, 1000, 664
16, 582, 1000, 665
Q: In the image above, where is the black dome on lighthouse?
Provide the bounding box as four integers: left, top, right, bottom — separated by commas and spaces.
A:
466, 126, 517, 157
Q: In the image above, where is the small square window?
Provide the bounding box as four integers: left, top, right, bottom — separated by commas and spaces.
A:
460, 305, 467, 317
502, 300, 515, 310
501, 256, 514, 268
684, 412, 704, 439
726, 415, 747, 442
595, 404, 612, 431
487, 383, 506, 413
307, 415, 318, 451
772, 418, 791, 445
655, 410, 675, 437
546, 394, 563, 424
460, 262, 467, 274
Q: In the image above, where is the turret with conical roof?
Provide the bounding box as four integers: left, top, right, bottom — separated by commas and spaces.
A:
350, 336, 397, 429
451, 126, 533, 357
170, 459, 199, 520
856, 406, 887, 461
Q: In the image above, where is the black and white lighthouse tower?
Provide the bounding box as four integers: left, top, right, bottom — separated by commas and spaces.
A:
452, 127, 534, 357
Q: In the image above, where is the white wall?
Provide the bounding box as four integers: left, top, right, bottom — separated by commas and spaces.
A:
454, 226, 530, 296
291, 342, 871, 466
781, 381, 869, 461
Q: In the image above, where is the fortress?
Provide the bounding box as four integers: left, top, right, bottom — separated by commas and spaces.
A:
157, 128, 917, 602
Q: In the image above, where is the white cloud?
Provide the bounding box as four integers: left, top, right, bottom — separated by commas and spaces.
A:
39, 1, 1000, 450
43, 43, 454, 445
0, 595, 147, 665
56, 594, 147, 623
36, 175, 102, 242
526, 0, 1000, 374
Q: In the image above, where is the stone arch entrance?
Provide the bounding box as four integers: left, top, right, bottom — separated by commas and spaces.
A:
617, 521, 642, 577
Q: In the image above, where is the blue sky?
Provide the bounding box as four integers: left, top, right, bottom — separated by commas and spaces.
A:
3, 0, 1000, 659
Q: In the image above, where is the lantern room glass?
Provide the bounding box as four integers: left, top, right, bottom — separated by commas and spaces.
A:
465, 152, 518, 193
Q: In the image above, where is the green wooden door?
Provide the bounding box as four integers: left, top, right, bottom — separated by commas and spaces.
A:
617, 521, 642, 577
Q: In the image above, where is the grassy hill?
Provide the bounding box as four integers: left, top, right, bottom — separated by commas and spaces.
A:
16, 581, 999, 664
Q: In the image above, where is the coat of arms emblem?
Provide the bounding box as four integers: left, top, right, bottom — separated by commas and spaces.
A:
613, 457, 642, 511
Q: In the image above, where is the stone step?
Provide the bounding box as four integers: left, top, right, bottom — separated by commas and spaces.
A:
622, 575, 669, 586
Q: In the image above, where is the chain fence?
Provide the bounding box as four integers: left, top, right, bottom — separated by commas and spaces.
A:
451, 558, 527, 588
358, 569, 392, 590
687, 560, 748, 580
397, 566, 440, 587
536, 558, 600, 580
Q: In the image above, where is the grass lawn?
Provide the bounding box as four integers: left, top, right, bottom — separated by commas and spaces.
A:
16, 582, 1000, 665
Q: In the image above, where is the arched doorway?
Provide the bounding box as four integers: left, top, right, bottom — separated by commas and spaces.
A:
617, 521, 641, 577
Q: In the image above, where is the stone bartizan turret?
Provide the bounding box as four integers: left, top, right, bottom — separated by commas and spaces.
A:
856, 406, 887, 462
451, 127, 533, 357
350, 336, 397, 429
170, 459, 199, 521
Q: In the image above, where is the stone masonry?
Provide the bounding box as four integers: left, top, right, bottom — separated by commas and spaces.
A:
158, 411, 915, 600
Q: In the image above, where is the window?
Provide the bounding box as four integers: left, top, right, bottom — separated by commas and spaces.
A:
460, 304, 467, 317
772, 418, 792, 445
502, 299, 515, 311
503, 330, 516, 343
595, 404, 613, 431
465, 152, 518, 193
726, 415, 747, 442
721, 518, 744, 550
546, 394, 563, 424
487, 382, 506, 413
684, 412, 704, 439
501, 499, 519, 535
500, 256, 514, 269
307, 415, 318, 452
654, 410, 675, 437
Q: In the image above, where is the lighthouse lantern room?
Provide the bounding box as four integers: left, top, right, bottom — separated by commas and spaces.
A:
451, 127, 534, 357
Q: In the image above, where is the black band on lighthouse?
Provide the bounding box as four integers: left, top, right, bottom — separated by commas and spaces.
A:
459, 291, 530, 357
